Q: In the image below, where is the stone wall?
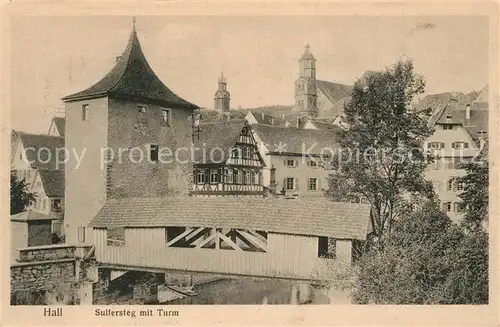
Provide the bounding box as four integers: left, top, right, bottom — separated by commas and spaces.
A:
10, 245, 94, 305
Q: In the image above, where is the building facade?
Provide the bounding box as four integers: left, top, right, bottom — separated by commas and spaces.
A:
424, 87, 488, 222
191, 120, 265, 196
61, 24, 198, 244
252, 124, 340, 197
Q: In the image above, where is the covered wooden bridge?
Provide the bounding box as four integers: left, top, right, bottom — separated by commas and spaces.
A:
89, 197, 371, 281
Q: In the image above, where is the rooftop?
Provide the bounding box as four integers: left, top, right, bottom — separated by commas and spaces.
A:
17, 133, 65, 170
37, 169, 65, 197
252, 123, 340, 155
89, 197, 371, 240
62, 25, 198, 110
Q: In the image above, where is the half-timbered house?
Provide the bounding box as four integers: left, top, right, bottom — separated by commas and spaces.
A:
191, 120, 265, 196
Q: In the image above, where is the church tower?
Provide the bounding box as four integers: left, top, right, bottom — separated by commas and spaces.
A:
294, 44, 317, 117
214, 71, 231, 113
62, 19, 198, 245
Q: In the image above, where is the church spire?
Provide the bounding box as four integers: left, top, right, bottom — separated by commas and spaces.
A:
214, 70, 230, 113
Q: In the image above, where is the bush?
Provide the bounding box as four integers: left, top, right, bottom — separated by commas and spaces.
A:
352, 202, 488, 304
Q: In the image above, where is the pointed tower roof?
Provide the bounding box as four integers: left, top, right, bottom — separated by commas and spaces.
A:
299, 44, 315, 61
62, 22, 198, 110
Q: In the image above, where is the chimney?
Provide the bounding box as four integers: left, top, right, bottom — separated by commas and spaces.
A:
282, 114, 285, 120
115, 56, 121, 62
261, 112, 265, 120
465, 104, 471, 120
271, 118, 275, 125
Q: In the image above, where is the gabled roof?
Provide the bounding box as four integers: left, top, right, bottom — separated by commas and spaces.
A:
247, 111, 290, 127
322, 96, 351, 117
37, 169, 65, 197
11, 210, 59, 222
18, 133, 65, 170
316, 80, 354, 106
62, 26, 198, 110
413, 91, 479, 111
193, 119, 247, 164
252, 124, 340, 155
48, 117, 65, 137
89, 197, 371, 240
306, 120, 343, 131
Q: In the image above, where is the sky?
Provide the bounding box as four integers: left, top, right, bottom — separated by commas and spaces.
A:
10, 15, 489, 133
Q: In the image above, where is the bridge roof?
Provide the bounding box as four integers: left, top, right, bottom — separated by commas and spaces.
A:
89, 197, 371, 240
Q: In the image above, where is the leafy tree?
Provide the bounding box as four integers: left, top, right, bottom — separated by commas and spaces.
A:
326, 59, 435, 239
457, 141, 489, 231
10, 173, 35, 214
352, 202, 488, 304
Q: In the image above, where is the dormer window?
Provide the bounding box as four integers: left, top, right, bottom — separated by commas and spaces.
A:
138, 106, 147, 114
161, 109, 171, 127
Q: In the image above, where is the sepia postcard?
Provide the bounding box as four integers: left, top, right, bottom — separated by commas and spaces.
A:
1, 1, 499, 326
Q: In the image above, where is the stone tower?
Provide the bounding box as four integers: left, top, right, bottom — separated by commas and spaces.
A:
294, 44, 317, 117
214, 71, 231, 113
61, 20, 198, 245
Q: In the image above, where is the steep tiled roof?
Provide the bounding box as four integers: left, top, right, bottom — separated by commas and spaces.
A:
252, 124, 340, 155
18, 133, 65, 170
248, 111, 290, 127
413, 91, 479, 111
316, 80, 354, 105
38, 169, 65, 197
62, 26, 198, 110
11, 130, 19, 161
11, 210, 59, 221
89, 197, 371, 240
323, 96, 351, 118
472, 85, 488, 110
308, 121, 343, 131
49, 117, 66, 137
193, 120, 247, 164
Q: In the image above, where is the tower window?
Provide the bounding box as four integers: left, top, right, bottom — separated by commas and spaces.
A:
161, 109, 171, 126
82, 104, 89, 121
149, 144, 159, 162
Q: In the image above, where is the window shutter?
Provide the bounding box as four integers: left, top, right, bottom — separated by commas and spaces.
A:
293, 160, 297, 167
283, 160, 287, 166
295, 178, 299, 191
283, 178, 286, 191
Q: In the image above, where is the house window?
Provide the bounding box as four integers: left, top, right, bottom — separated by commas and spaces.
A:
446, 179, 454, 191
210, 169, 218, 184
452, 142, 469, 149
308, 178, 318, 191
442, 125, 453, 130
285, 159, 297, 167
197, 170, 205, 184
82, 104, 89, 121
242, 147, 250, 159
249, 170, 256, 185
77, 226, 86, 243
428, 142, 445, 150
442, 202, 452, 212
231, 148, 241, 159
298, 100, 304, 109
317, 237, 336, 259
42, 199, 47, 210
148, 144, 159, 162
107, 227, 125, 246
138, 106, 147, 114
308, 159, 318, 167
225, 168, 233, 184
456, 180, 465, 191
52, 199, 62, 212
161, 109, 171, 126
285, 177, 295, 191
243, 170, 251, 185
234, 169, 242, 184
